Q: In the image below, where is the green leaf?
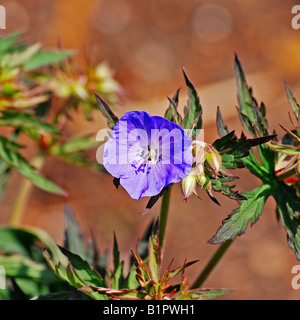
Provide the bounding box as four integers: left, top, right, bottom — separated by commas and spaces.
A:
80, 285, 147, 300
0, 228, 39, 258
0, 160, 10, 201
0, 137, 67, 196
108, 232, 124, 290
164, 88, 182, 125
235, 54, 269, 137
1, 43, 41, 68
210, 176, 247, 202
284, 81, 300, 123
24, 50, 73, 71
0, 32, 24, 57
213, 130, 276, 170
0, 111, 59, 135
16, 166, 67, 196
64, 205, 85, 257
50, 134, 99, 155
216, 107, 230, 137
267, 142, 300, 155
125, 221, 155, 289
182, 68, 202, 136
43, 246, 108, 300
0, 254, 58, 284
113, 232, 120, 271
272, 182, 300, 259
209, 184, 272, 243
235, 54, 254, 124
95, 93, 118, 129
148, 227, 160, 282
191, 288, 233, 300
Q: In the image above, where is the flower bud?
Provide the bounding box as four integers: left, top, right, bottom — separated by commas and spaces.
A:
205, 147, 222, 176
192, 143, 207, 166
181, 172, 197, 201
196, 167, 207, 187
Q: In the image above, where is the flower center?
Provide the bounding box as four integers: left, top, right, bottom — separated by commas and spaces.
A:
147, 145, 162, 164
131, 145, 162, 175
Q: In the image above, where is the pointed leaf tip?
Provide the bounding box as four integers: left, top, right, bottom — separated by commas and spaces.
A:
94, 93, 118, 129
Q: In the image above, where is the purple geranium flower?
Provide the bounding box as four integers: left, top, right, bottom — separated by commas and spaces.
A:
103, 111, 193, 199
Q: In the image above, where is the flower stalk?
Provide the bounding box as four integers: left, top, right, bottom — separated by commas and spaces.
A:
191, 240, 234, 289
158, 186, 172, 248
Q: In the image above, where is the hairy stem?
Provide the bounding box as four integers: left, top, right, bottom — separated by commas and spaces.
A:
9, 152, 46, 227
158, 186, 172, 248
191, 239, 234, 289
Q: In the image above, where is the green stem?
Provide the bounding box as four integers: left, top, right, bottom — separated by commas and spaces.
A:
9, 152, 46, 227
191, 239, 234, 289
158, 186, 172, 248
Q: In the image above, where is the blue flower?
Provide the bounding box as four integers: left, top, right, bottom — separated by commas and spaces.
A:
103, 111, 193, 199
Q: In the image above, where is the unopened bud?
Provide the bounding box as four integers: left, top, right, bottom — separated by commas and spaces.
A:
181, 172, 197, 201
192, 143, 207, 165
196, 168, 207, 187
205, 148, 222, 176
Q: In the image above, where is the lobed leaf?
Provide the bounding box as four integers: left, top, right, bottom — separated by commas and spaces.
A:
209, 184, 272, 244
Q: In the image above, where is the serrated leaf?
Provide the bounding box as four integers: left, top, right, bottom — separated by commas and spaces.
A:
210, 177, 247, 202
213, 130, 276, 170
209, 184, 272, 243
235, 54, 269, 137
43, 246, 108, 300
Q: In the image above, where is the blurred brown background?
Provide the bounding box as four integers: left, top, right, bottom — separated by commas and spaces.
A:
1, 0, 300, 299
